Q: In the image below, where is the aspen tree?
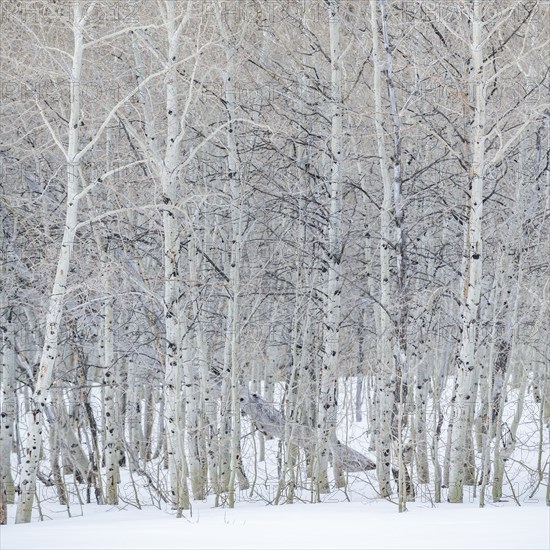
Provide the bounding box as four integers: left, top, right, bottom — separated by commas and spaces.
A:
369, 0, 394, 498
215, 0, 250, 507
317, 0, 345, 494
15, 2, 89, 522
0, 299, 16, 513
448, 0, 487, 503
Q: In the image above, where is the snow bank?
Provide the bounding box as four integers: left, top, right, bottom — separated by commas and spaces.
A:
3, 500, 548, 550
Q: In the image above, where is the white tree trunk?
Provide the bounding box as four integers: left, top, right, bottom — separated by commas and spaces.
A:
415, 360, 430, 484
448, 0, 486, 503
0, 223, 14, 521
15, 3, 85, 522
161, 0, 191, 515
102, 297, 119, 505
126, 354, 142, 471
318, 0, 345, 494
187, 228, 208, 500
216, 2, 248, 507
182, 327, 202, 500
0, 301, 16, 507
370, 0, 394, 498
379, 0, 411, 509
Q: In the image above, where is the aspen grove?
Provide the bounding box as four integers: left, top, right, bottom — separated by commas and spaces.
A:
0, 0, 548, 527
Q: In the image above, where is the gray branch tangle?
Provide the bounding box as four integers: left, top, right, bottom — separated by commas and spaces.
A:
239, 388, 379, 474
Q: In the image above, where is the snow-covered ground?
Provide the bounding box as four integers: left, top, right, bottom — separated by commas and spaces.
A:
2, 499, 548, 550
4, 383, 547, 549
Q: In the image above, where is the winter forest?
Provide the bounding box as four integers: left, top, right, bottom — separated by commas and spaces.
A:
0, 0, 549, 547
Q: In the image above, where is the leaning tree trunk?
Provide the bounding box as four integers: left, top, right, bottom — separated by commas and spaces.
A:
15, 3, 85, 522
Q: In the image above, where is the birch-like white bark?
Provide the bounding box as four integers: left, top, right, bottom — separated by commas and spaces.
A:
162, 1, 191, 512
0, 300, 16, 507
15, 2, 85, 522
370, 0, 394, 498
0, 227, 16, 521
448, 0, 486, 503
126, 354, 143, 471
0, 219, 15, 505
215, 1, 248, 507
131, 0, 195, 514
379, 0, 411, 508
102, 295, 119, 505
317, 0, 345, 494
185, 233, 205, 500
